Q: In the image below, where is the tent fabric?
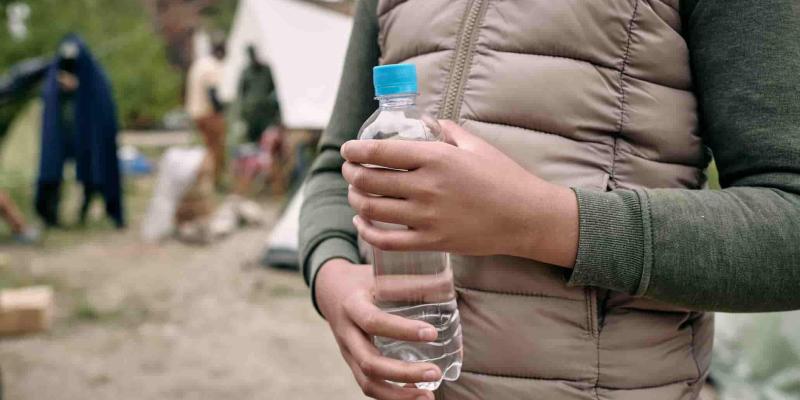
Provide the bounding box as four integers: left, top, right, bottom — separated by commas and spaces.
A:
262, 187, 303, 270
37, 34, 123, 227
220, 0, 352, 130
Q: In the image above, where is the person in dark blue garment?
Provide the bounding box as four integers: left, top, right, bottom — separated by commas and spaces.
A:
36, 34, 124, 228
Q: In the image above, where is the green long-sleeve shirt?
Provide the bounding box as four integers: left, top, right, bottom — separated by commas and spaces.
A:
299, 0, 800, 313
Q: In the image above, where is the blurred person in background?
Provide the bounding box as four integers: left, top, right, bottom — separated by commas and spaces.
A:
238, 44, 281, 145
0, 56, 48, 244
231, 44, 286, 195
187, 34, 227, 186
36, 35, 124, 228
0, 190, 40, 244
300, 0, 800, 399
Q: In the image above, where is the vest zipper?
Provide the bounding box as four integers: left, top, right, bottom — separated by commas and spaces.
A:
438, 0, 489, 120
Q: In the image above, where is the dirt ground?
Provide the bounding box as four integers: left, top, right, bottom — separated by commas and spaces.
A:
0, 199, 365, 400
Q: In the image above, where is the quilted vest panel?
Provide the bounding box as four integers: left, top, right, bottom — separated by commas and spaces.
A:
377, 1, 712, 398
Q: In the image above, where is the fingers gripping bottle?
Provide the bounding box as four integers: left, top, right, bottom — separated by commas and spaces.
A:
357, 64, 463, 390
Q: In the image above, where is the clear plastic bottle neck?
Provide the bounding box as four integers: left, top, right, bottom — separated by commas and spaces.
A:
376, 93, 417, 110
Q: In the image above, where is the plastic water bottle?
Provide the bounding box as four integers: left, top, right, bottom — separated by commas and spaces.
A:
357, 64, 463, 390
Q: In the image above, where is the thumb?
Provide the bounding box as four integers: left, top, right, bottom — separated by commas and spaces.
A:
440, 120, 476, 147
438, 120, 502, 157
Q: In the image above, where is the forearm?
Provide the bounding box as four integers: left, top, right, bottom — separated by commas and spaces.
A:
570, 186, 800, 312
568, 0, 800, 312
510, 181, 579, 269
299, 163, 360, 286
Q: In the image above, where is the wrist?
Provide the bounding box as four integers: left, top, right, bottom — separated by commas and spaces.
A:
315, 258, 353, 318
549, 185, 580, 268
306, 238, 361, 317
513, 180, 579, 268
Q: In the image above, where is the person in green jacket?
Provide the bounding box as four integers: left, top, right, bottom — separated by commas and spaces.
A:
238, 45, 280, 143
300, 0, 800, 398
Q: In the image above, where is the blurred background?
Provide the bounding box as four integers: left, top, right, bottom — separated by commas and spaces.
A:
0, 0, 370, 398
0, 1, 797, 399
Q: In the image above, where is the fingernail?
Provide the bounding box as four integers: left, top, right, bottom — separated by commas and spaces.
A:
423, 369, 439, 381
418, 327, 436, 341
352, 215, 358, 225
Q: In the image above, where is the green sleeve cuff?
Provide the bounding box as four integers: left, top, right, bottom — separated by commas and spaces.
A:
307, 237, 362, 316
567, 188, 653, 296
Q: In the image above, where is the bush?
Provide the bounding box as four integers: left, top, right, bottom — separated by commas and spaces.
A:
0, 0, 182, 128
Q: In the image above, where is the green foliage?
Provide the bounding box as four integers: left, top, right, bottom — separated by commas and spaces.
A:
707, 160, 721, 190
0, 0, 182, 128
203, 0, 239, 33
72, 298, 102, 321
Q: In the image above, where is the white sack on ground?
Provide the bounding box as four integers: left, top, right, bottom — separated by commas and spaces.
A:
141, 147, 207, 242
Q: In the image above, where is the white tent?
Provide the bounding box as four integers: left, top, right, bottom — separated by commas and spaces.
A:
220, 0, 353, 130
261, 186, 304, 269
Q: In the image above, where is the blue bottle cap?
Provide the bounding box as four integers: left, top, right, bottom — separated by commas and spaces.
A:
373, 64, 418, 97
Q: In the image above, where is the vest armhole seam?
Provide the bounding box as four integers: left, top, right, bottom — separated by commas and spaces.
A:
611, 0, 642, 187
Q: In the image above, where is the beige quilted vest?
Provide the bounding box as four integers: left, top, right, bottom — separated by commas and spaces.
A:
376, 0, 713, 399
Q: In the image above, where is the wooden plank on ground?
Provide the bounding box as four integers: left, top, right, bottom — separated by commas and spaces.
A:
0, 286, 53, 336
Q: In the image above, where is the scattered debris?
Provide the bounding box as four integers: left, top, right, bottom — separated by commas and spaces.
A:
0, 286, 54, 336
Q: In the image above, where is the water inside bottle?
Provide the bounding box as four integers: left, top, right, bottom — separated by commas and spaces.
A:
371, 249, 463, 390
374, 299, 463, 390
357, 76, 462, 390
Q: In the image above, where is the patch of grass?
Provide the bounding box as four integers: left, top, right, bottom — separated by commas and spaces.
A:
0, 266, 35, 291
67, 291, 152, 327
268, 284, 294, 297
0, 262, 63, 292
68, 294, 123, 324
88, 373, 112, 387
267, 283, 305, 299
72, 300, 102, 322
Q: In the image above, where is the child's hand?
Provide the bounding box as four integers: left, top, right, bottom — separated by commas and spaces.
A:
341, 120, 579, 268
315, 259, 439, 400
